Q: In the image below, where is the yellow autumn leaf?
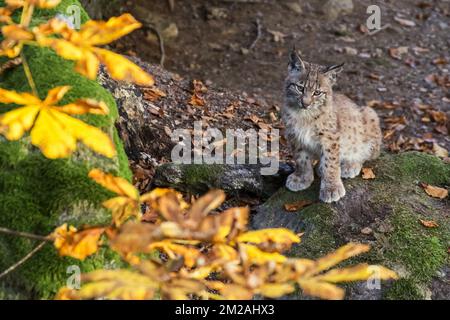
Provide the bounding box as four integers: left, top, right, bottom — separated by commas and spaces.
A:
103, 196, 141, 227
148, 240, 201, 268
88, 169, 142, 226
304, 243, 370, 277
6, 0, 61, 9
298, 279, 345, 300
0, 24, 34, 57
88, 169, 138, 199
313, 264, 398, 283
236, 228, 301, 246
257, 283, 295, 298
213, 243, 238, 261
53, 224, 105, 260
0, 7, 14, 24
240, 243, 286, 265
71, 269, 159, 300
37, 14, 154, 86
0, 86, 116, 158
219, 284, 253, 300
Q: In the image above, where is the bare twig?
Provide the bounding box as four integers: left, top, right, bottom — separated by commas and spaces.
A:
0, 241, 47, 280
249, 18, 262, 50
168, 0, 175, 11
20, 52, 38, 97
366, 24, 392, 36
0, 227, 51, 242
147, 25, 166, 67
0, 57, 22, 75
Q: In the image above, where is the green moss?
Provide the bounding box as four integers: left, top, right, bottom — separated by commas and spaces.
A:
253, 152, 449, 299
0, 0, 131, 298
258, 185, 338, 259
387, 208, 447, 283
183, 164, 225, 190
384, 278, 424, 300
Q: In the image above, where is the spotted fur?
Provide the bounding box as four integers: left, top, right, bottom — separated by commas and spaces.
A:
282, 50, 381, 203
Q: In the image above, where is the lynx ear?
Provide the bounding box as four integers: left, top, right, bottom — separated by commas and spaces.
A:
288, 47, 305, 72
323, 63, 344, 84
323, 63, 344, 75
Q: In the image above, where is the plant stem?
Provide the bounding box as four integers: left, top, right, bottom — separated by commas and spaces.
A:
21, 4, 35, 27
20, 52, 38, 97
0, 226, 51, 242
0, 241, 47, 280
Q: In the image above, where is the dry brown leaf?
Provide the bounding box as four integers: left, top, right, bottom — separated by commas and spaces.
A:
419, 219, 439, 228
284, 200, 314, 212
143, 87, 166, 102
421, 183, 448, 199
389, 46, 409, 60
361, 168, 376, 180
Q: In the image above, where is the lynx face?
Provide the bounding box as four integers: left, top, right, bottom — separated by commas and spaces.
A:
285, 51, 343, 112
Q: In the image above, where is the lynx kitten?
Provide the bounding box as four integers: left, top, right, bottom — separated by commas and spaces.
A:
282, 50, 382, 203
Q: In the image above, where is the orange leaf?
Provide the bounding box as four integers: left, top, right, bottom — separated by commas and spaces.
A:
0, 87, 115, 158
283, 200, 313, 212
361, 168, 376, 180
53, 224, 105, 260
419, 219, 439, 228
421, 183, 448, 199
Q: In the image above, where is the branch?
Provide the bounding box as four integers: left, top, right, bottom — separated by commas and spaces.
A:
0, 241, 47, 280
147, 25, 166, 67
0, 227, 51, 242
249, 18, 262, 50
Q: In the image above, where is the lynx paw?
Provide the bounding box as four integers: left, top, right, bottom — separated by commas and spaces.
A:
286, 173, 314, 192
341, 162, 362, 179
320, 179, 346, 203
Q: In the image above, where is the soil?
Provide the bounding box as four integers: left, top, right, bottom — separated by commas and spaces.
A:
111, 0, 450, 159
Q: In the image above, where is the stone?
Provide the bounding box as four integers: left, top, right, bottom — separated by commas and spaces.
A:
285, 2, 303, 14
323, 0, 354, 21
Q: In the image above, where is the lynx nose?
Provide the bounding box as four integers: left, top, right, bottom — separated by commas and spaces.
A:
301, 94, 312, 108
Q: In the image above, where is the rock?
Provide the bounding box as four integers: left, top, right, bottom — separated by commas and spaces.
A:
79, 0, 125, 19
284, 2, 303, 14
323, 0, 354, 21
252, 152, 449, 300
206, 7, 228, 20
0, 0, 131, 299
153, 163, 294, 197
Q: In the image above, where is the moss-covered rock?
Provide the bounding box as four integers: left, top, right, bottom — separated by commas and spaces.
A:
154, 152, 449, 300
0, 0, 131, 299
253, 152, 449, 300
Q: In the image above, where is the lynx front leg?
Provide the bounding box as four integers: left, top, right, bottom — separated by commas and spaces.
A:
286, 150, 315, 192
319, 140, 346, 203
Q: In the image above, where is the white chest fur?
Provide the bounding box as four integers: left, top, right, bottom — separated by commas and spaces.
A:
283, 109, 321, 155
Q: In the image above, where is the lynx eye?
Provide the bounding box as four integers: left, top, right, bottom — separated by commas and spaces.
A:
313, 90, 323, 96
289, 82, 304, 92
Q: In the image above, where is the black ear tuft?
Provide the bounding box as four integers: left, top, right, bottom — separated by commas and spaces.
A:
324, 62, 345, 74
289, 46, 305, 71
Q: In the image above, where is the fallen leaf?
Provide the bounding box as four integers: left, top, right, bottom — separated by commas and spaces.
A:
394, 16, 416, 27
143, 87, 166, 102
432, 143, 448, 158
389, 46, 409, 60
361, 168, 376, 180
283, 200, 314, 212
419, 219, 439, 228
421, 183, 448, 199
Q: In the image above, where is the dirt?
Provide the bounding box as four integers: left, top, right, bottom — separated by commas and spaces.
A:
111, 0, 450, 158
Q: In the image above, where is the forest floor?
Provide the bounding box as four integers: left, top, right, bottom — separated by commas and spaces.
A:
108, 0, 450, 189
